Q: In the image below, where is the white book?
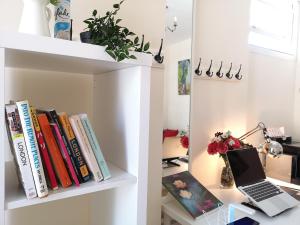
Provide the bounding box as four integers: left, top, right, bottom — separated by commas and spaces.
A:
16, 100, 48, 198
5, 104, 37, 199
69, 115, 103, 182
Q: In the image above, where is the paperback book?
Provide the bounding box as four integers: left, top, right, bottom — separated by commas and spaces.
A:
16, 100, 48, 198
5, 104, 37, 199
162, 171, 223, 219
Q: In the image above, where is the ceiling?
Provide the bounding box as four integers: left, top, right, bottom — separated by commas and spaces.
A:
165, 0, 193, 45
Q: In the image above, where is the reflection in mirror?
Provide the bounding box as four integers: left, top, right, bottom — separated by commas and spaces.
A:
190, 0, 300, 190
162, 0, 193, 177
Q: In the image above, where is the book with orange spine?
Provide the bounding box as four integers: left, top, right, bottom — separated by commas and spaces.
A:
30, 107, 58, 190
51, 123, 80, 187
37, 113, 72, 188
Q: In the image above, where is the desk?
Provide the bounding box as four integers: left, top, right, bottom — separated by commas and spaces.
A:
162, 182, 300, 225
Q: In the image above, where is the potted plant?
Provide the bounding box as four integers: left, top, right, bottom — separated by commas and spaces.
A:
82, 0, 151, 62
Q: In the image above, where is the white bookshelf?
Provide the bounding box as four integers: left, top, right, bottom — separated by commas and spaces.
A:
0, 32, 163, 225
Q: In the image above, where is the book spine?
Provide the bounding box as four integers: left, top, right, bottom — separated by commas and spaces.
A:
58, 113, 90, 183
30, 107, 58, 190
37, 113, 72, 188
79, 114, 111, 180
69, 115, 103, 182
5, 104, 37, 199
16, 101, 48, 198
48, 110, 85, 184
51, 123, 80, 187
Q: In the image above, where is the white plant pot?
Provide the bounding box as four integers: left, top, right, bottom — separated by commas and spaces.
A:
19, 0, 51, 36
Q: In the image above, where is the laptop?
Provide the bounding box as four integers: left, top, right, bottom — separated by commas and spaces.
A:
227, 148, 299, 217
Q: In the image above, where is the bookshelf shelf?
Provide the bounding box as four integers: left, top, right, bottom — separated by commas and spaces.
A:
0, 32, 160, 74
5, 162, 136, 210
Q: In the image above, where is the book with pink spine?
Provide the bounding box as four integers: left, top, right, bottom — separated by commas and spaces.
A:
51, 123, 80, 187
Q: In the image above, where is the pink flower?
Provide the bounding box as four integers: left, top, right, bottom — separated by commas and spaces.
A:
208, 142, 219, 155
225, 136, 241, 149
216, 142, 228, 154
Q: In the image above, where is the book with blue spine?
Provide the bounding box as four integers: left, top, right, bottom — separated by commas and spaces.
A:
79, 114, 111, 180
16, 100, 48, 198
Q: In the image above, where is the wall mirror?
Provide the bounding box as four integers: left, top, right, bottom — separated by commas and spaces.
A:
190, 0, 300, 188
162, 0, 194, 177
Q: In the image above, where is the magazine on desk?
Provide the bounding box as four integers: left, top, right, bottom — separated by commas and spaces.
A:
162, 171, 223, 219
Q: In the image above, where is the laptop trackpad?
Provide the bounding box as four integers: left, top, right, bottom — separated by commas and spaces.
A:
268, 196, 290, 211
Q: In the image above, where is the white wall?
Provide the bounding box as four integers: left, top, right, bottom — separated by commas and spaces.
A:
0, 0, 165, 49
164, 38, 191, 131
190, 0, 250, 186
247, 51, 296, 145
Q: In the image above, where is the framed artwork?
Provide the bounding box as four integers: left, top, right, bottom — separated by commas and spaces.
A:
178, 59, 191, 95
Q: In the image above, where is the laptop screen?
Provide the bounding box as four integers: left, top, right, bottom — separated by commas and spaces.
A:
226, 148, 266, 187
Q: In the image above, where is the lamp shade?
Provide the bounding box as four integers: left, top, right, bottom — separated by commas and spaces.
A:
264, 140, 283, 158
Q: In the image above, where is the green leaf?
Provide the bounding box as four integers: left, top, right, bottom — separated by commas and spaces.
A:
93, 10, 97, 16
128, 32, 135, 36
143, 42, 150, 52
134, 36, 139, 44
113, 4, 120, 8
116, 19, 122, 24
106, 49, 116, 60
130, 55, 137, 59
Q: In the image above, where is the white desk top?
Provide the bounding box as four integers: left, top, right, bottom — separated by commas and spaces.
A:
162, 183, 300, 225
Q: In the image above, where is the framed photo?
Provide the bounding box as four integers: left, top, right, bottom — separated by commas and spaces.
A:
178, 59, 191, 95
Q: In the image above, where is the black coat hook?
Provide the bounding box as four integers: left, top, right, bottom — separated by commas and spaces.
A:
154, 39, 164, 64
235, 64, 243, 80
216, 61, 223, 78
206, 60, 213, 77
195, 58, 202, 76
226, 63, 233, 79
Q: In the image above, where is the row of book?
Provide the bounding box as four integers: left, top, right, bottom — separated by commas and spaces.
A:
5, 100, 111, 199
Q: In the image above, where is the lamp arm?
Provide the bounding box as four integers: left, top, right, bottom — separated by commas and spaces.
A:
238, 122, 267, 141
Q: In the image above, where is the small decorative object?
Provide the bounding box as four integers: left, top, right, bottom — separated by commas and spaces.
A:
83, 0, 151, 62
154, 39, 164, 64
207, 131, 246, 188
54, 0, 71, 40
178, 59, 191, 95
19, 0, 58, 36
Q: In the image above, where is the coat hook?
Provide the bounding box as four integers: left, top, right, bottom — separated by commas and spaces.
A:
216, 61, 223, 78
195, 58, 202, 76
154, 39, 164, 64
226, 63, 233, 79
235, 64, 243, 80
206, 60, 214, 77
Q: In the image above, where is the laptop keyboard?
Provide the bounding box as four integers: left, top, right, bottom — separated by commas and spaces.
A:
243, 181, 283, 202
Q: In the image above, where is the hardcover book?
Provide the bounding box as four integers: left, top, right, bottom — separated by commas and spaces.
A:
16, 100, 48, 198
162, 171, 223, 219
5, 104, 37, 199
51, 123, 80, 187
58, 112, 90, 183
79, 114, 111, 180
37, 113, 72, 188
30, 107, 58, 190
69, 115, 103, 182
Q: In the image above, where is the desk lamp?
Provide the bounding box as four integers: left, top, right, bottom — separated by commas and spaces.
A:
238, 122, 283, 158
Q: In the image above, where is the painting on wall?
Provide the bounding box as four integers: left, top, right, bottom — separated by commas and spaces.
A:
178, 59, 191, 95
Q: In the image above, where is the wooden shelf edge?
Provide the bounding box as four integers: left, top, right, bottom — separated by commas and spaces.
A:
5, 162, 136, 210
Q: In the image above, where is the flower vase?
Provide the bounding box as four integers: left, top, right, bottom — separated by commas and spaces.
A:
220, 156, 234, 188
19, 0, 51, 36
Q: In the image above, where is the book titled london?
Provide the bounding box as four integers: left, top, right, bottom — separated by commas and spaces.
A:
16, 100, 48, 198
162, 171, 223, 219
5, 104, 37, 199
